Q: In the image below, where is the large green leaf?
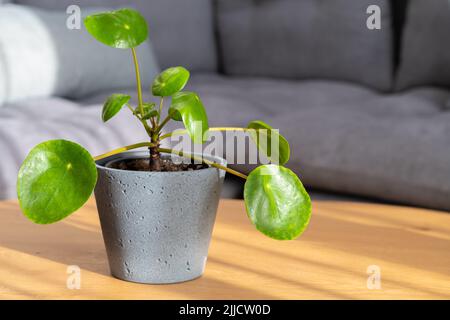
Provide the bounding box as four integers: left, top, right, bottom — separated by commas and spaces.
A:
152, 66, 190, 97
17, 140, 98, 224
102, 94, 131, 122
169, 92, 209, 143
244, 165, 311, 240
84, 9, 148, 49
247, 120, 290, 165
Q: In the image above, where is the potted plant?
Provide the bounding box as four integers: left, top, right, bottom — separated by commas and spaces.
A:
16, 9, 312, 284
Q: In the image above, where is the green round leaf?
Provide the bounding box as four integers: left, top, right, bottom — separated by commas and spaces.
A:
140, 103, 158, 120
17, 140, 98, 224
84, 9, 148, 49
152, 66, 190, 97
244, 165, 311, 240
247, 120, 290, 165
102, 94, 131, 122
133, 103, 154, 117
169, 92, 209, 144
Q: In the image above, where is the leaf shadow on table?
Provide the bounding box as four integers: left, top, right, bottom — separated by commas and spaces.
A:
219, 203, 450, 273
216, 202, 450, 299
207, 256, 353, 299
308, 207, 450, 275
0, 201, 277, 299
213, 235, 449, 299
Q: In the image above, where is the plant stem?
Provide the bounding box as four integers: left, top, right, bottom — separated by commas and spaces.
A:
131, 48, 153, 137
150, 117, 157, 130
157, 114, 173, 133
149, 144, 161, 171
94, 142, 156, 161
157, 97, 164, 123
209, 127, 247, 132
157, 148, 248, 180
140, 119, 154, 137
126, 103, 135, 115
93, 144, 248, 179
131, 48, 144, 116
160, 127, 247, 141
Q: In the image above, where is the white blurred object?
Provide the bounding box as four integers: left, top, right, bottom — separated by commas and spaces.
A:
0, 4, 159, 107
0, 5, 57, 105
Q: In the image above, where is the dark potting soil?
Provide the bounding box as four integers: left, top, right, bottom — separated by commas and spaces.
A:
109, 158, 209, 172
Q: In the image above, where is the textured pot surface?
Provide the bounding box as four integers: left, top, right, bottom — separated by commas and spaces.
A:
94, 151, 226, 284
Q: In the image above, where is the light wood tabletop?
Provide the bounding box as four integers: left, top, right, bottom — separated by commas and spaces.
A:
0, 198, 449, 300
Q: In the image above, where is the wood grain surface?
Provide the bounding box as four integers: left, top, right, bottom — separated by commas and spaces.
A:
0, 199, 449, 299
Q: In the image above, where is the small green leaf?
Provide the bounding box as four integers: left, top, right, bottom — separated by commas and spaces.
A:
84, 9, 148, 49
244, 165, 311, 240
17, 140, 98, 224
142, 111, 158, 120
169, 92, 208, 143
134, 103, 157, 119
142, 102, 158, 120
142, 102, 156, 111
102, 94, 131, 122
152, 66, 190, 97
142, 107, 158, 120
247, 120, 290, 165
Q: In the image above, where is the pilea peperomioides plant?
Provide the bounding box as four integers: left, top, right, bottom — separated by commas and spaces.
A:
17, 8, 311, 241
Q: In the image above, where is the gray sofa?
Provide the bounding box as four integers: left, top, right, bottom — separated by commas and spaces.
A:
1, 0, 449, 211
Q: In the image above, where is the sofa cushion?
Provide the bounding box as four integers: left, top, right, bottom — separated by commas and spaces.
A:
14, 0, 217, 72
80, 73, 379, 127
0, 4, 158, 105
186, 74, 379, 124
270, 89, 450, 211
216, 0, 393, 91
188, 75, 450, 210
396, 0, 450, 90
0, 97, 148, 199
175, 74, 450, 210
4, 75, 450, 211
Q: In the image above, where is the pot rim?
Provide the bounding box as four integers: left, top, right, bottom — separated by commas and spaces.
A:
95, 150, 227, 177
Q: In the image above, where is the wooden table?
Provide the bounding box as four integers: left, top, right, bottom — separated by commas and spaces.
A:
0, 199, 449, 299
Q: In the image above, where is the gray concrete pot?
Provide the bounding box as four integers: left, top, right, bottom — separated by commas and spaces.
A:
94, 151, 226, 284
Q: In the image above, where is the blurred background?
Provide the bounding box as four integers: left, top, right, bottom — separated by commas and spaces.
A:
0, 0, 449, 211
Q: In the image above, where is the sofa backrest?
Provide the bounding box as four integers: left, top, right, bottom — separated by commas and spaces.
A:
391, 0, 408, 70
0, 4, 160, 105
395, 0, 450, 90
215, 0, 394, 92
13, 0, 218, 72
8, 0, 449, 92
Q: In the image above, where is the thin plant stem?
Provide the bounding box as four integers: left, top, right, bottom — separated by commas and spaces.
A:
131, 48, 144, 114
126, 103, 136, 115
157, 97, 164, 123
157, 111, 175, 134
159, 127, 247, 141
157, 148, 248, 180
150, 116, 157, 130
140, 119, 153, 137
209, 127, 247, 132
131, 48, 153, 136
94, 142, 156, 161
159, 131, 177, 141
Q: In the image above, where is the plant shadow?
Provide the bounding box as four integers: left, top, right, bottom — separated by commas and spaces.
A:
0, 200, 276, 299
